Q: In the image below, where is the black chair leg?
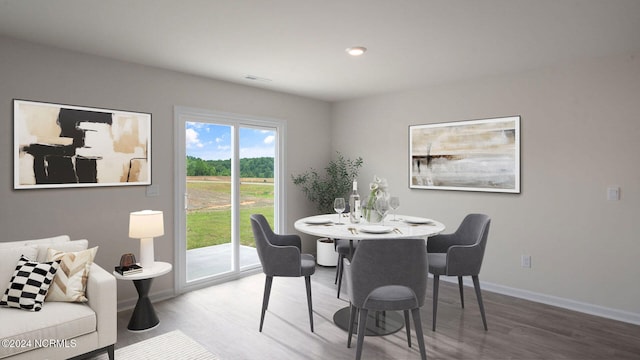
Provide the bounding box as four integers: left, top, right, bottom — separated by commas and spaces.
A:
472, 275, 488, 331
432, 274, 440, 331
355, 308, 368, 360
337, 263, 344, 298
458, 276, 465, 308
411, 308, 427, 360
305, 275, 314, 332
259, 275, 273, 332
404, 310, 411, 348
335, 253, 344, 284
347, 304, 357, 348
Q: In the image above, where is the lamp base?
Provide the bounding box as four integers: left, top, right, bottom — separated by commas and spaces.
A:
139, 237, 155, 268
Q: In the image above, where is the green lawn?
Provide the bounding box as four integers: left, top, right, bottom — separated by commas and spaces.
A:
186, 180, 274, 250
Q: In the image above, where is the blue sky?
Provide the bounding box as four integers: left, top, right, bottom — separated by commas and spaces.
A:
185, 122, 275, 160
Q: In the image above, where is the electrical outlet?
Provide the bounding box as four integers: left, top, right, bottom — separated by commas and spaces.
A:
521, 255, 531, 268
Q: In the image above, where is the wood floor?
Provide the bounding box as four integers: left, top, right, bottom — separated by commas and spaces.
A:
109, 266, 640, 360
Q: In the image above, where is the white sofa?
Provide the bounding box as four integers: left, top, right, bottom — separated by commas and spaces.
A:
0, 235, 116, 360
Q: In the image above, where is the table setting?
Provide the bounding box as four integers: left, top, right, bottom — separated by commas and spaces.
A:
295, 214, 444, 240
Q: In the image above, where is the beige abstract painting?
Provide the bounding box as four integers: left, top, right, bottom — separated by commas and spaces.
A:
410, 116, 520, 193
14, 100, 151, 189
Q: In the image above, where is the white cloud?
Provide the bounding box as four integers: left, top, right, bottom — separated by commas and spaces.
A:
240, 146, 275, 158
186, 128, 203, 148
263, 135, 275, 144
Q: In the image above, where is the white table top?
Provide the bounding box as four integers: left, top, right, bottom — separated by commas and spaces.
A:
112, 261, 173, 281
294, 214, 445, 240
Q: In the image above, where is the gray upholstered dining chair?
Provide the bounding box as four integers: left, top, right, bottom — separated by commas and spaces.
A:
427, 213, 491, 331
344, 238, 428, 360
250, 214, 316, 332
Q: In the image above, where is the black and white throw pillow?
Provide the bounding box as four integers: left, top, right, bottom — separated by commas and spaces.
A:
0, 255, 60, 311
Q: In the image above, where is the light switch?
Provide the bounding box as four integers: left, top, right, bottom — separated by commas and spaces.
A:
607, 186, 620, 201
146, 185, 159, 197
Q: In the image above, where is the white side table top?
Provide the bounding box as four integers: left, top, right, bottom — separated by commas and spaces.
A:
112, 261, 172, 281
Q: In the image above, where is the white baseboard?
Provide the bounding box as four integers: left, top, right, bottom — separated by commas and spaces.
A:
438, 275, 640, 326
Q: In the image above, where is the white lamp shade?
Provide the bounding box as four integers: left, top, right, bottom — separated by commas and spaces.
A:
129, 210, 164, 238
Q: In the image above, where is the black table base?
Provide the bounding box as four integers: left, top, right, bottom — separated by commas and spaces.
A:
333, 307, 404, 336
128, 278, 160, 331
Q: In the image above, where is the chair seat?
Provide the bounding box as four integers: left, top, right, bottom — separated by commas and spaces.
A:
427, 253, 447, 275
363, 285, 419, 311
301, 254, 316, 276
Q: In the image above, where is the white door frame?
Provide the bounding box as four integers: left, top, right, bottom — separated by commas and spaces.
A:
174, 106, 286, 294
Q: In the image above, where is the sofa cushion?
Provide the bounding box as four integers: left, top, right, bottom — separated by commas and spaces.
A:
0, 246, 38, 294
0, 302, 96, 358
36, 239, 89, 262
0, 235, 70, 249
0, 256, 60, 311
45, 246, 98, 302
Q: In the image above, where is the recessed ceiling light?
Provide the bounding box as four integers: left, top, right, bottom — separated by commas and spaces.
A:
346, 46, 367, 56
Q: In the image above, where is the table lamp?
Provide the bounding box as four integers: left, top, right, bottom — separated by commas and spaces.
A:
129, 210, 164, 268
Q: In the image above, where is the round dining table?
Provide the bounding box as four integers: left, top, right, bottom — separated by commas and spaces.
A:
294, 213, 445, 336
294, 214, 445, 242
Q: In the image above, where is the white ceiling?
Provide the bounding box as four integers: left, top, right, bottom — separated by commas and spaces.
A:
1, 0, 639, 102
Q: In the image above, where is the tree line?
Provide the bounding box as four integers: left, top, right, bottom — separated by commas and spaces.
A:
187, 156, 274, 178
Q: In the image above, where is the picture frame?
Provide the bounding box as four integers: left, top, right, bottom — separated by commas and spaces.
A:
409, 116, 520, 193
14, 99, 152, 189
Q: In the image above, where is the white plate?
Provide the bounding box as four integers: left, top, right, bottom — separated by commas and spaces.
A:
360, 225, 394, 234
403, 216, 433, 225
304, 218, 333, 225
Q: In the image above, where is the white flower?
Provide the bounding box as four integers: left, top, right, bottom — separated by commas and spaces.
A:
369, 176, 388, 195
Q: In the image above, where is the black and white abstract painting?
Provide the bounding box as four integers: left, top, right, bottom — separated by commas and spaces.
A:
14, 100, 151, 189
409, 116, 520, 193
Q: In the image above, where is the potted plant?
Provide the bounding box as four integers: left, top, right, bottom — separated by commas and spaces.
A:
292, 152, 363, 266
292, 152, 363, 214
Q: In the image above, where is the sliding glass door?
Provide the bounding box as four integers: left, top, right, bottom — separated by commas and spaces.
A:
175, 107, 284, 292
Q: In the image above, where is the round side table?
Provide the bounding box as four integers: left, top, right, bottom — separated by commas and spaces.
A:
113, 261, 172, 331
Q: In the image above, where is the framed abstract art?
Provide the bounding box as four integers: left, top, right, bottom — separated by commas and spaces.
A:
409, 116, 520, 193
14, 99, 151, 189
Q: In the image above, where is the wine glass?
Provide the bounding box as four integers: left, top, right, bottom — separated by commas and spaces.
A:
374, 197, 391, 226
389, 196, 400, 221
334, 197, 346, 224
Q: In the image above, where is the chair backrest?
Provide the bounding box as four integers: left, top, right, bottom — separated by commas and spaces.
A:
448, 213, 491, 275
345, 238, 427, 309
250, 214, 273, 270
453, 213, 491, 248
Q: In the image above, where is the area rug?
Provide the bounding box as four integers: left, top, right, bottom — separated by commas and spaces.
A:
92, 330, 219, 360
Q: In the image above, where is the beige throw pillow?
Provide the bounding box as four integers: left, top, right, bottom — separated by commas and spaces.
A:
45, 246, 98, 302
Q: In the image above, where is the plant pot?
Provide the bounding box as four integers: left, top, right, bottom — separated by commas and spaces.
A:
316, 238, 338, 266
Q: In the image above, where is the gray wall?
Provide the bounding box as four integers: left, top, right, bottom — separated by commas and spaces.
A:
0, 36, 331, 303
331, 52, 640, 320
2, 34, 639, 322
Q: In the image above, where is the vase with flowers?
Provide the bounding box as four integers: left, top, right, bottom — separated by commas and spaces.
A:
362, 175, 389, 223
